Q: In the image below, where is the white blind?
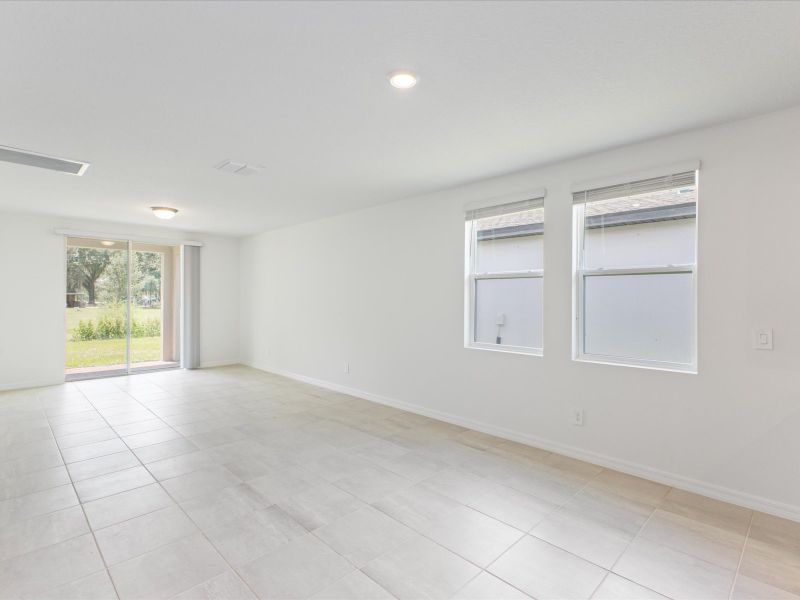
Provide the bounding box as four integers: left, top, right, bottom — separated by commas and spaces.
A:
572, 170, 696, 204
465, 196, 544, 221
181, 245, 201, 370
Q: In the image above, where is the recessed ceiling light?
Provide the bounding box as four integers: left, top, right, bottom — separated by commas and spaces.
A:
100, 240, 115, 246
151, 206, 178, 220
388, 70, 418, 89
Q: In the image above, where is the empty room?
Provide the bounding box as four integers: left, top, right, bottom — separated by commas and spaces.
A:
1, 1, 799, 599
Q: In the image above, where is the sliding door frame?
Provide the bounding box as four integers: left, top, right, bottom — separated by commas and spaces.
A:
62, 231, 198, 381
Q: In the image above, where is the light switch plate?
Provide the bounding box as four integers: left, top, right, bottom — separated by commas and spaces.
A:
754, 329, 773, 350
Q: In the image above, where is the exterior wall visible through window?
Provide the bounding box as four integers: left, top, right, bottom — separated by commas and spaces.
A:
465, 197, 544, 355
572, 171, 698, 372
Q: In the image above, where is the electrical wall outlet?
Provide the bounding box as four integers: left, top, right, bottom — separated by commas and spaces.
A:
572, 409, 585, 426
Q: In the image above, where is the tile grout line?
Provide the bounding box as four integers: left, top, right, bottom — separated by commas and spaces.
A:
304, 423, 599, 597
728, 510, 754, 600
71, 382, 220, 578
214, 421, 513, 595
485, 467, 671, 598
290, 378, 588, 595
39, 386, 124, 600
92, 381, 264, 600
8, 369, 792, 600
478, 533, 536, 595
590, 572, 613, 599
356, 568, 403, 599
607, 499, 752, 595
306, 483, 514, 598
429, 452, 602, 598
607, 500, 659, 573
226, 428, 459, 596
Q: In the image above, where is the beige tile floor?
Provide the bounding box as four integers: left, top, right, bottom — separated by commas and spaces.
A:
0, 366, 798, 600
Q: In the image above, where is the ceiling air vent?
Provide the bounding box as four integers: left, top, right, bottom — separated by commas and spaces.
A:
214, 159, 264, 176
0, 145, 90, 176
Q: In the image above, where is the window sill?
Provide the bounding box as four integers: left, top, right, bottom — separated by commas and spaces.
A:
573, 355, 697, 374
466, 343, 543, 357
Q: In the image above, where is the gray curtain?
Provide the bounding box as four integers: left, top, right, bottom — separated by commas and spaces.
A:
181, 245, 200, 369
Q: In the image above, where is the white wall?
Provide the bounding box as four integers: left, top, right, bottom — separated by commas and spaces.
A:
0, 212, 240, 390
239, 105, 800, 519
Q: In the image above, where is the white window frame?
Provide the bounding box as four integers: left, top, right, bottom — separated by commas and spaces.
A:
464, 194, 545, 356
572, 171, 698, 373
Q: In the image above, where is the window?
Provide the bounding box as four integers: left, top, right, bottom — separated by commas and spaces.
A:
465, 196, 545, 355
573, 170, 697, 371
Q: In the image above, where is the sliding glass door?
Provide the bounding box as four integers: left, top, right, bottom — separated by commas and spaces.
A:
65, 237, 130, 378
65, 237, 180, 380
129, 242, 180, 371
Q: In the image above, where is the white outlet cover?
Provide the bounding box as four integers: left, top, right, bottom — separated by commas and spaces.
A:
753, 329, 773, 350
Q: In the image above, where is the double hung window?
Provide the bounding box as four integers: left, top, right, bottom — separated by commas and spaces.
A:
572, 170, 698, 371
465, 196, 545, 355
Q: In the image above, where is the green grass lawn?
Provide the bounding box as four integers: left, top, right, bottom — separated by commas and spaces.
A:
65, 306, 161, 331
65, 306, 162, 368
65, 337, 161, 368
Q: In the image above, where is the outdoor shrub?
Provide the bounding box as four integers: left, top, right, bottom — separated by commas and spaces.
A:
143, 318, 160, 337
128, 318, 160, 338
97, 315, 125, 339
130, 320, 144, 337
73, 320, 97, 341
70, 310, 160, 341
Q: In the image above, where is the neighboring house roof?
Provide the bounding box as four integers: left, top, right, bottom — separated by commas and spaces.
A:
476, 187, 696, 240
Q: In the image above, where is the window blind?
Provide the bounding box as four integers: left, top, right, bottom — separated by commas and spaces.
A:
572, 171, 696, 205
181, 244, 201, 370
465, 196, 544, 221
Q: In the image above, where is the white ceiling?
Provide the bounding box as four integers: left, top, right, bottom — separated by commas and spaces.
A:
2, 1, 800, 236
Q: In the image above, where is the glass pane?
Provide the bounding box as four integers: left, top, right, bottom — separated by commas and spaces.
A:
582, 185, 696, 269
475, 206, 543, 272
129, 249, 164, 368
65, 238, 129, 377
475, 277, 542, 349
583, 272, 693, 364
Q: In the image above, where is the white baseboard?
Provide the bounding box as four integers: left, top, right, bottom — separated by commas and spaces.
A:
0, 363, 238, 390
251, 363, 800, 523
0, 377, 65, 392
200, 360, 240, 368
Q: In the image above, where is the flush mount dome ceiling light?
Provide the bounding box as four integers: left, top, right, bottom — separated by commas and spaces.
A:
388, 70, 418, 89
100, 240, 115, 246
151, 206, 178, 220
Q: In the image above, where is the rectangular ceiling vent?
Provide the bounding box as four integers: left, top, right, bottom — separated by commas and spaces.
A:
0, 145, 90, 176
215, 159, 264, 177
